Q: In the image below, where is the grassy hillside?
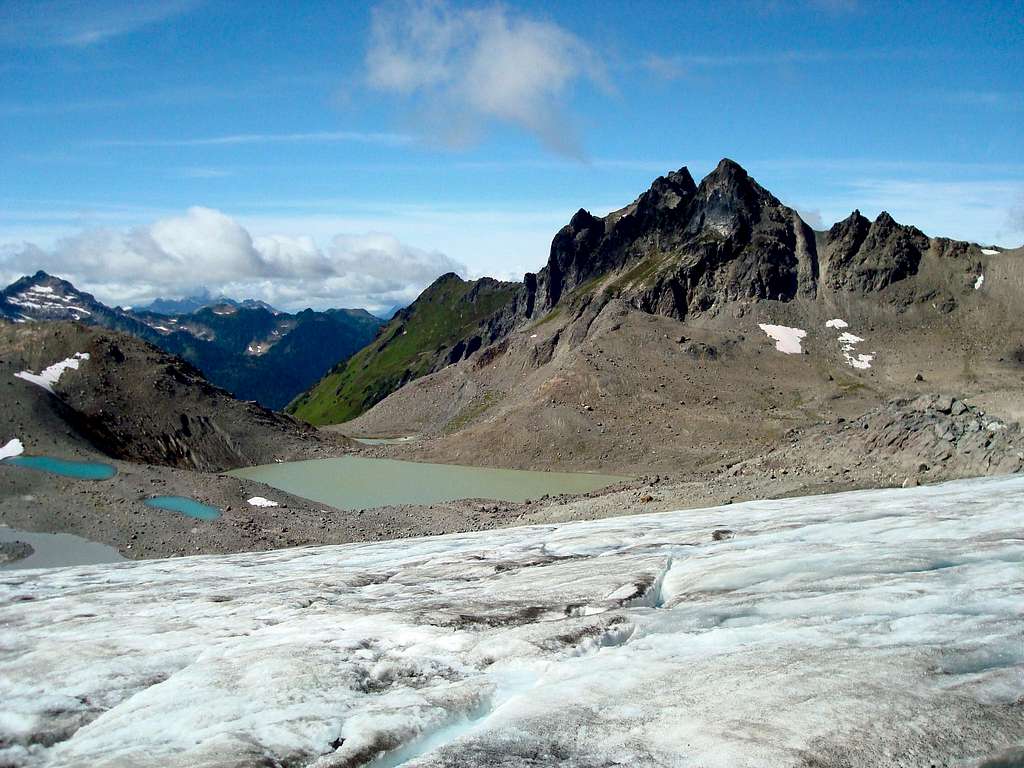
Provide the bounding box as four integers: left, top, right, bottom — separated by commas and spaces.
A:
287, 273, 518, 425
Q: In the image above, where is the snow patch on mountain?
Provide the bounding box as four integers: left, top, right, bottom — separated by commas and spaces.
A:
0, 438, 24, 460
13, 353, 90, 394
247, 496, 279, 508
824, 320, 875, 369
758, 324, 806, 354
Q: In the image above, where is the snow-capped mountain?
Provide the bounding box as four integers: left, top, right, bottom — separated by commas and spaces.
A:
1, 475, 1020, 766
0, 271, 144, 328
0, 271, 383, 409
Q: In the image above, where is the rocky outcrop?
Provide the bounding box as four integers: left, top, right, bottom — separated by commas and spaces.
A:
822, 210, 931, 291
829, 394, 1023, 477
521, 160, 819, 322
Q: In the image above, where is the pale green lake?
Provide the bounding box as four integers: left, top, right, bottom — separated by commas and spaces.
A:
0, 526, 125, 570
228, 456, 627, 511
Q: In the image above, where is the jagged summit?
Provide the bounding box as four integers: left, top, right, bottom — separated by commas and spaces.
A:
290, 157, 997, 426
523, 157, 819, 319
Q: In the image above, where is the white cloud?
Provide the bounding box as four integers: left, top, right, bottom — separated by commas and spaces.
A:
365, 0, 605, 158
0, 207, 467, 313
0, 0, 197, 47
94, 131, 413, 148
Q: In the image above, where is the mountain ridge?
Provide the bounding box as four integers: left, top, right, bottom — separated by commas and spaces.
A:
288, 273, 519, 424
0, 271, 384, 409
292, 158, 1001, 427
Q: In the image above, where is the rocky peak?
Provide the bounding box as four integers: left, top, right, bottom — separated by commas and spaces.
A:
829, 209, 871, 237
569, 208, 600, 232
429, 272, 465, 287
643, 167, 697, 212
685, 158, 780, 240
823, 209, 931, 292
0, 270, 105, 323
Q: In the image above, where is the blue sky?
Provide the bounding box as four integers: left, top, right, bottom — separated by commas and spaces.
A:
1, 0, 1022, 311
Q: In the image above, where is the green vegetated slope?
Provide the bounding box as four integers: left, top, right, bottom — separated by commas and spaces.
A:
287, 273, 518, 425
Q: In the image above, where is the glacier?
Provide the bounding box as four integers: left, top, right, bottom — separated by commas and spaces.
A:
1, 476, 1022, 767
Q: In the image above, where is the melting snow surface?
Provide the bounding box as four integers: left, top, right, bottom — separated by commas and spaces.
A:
0, 438, 24, 460
827, 326, 874, 369
13, 353, 90, 394
758, 323, 806, 354
975, 274, 985, 290
1, 476, 1022, 767
981, 248, 999, 255
247, 496, 279, 507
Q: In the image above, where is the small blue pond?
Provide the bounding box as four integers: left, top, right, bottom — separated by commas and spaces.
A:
144, 496, 221, 521
4, 456, 117, 480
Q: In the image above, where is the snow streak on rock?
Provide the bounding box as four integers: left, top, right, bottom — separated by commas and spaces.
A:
1, 477, 1023, 767
825, 320, 875, 369
13, 353, 90, 395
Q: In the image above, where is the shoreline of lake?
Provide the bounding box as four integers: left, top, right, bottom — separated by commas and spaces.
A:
227, 455, 629, 511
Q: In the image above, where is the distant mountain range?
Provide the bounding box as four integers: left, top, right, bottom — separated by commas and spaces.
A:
140, 292, 279, 316
0, 271, 384, 410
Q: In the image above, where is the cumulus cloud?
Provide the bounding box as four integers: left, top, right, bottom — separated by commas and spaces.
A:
365, 0, 605, 158
0, 207, 466, 313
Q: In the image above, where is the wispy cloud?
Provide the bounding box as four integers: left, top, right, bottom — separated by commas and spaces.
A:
170, 167, 234, 179
938, 90, 1024, 110
641, 47, 913, 75
92, 131, 414, 148
365, 0, 607, 159
0, 0, 198, 48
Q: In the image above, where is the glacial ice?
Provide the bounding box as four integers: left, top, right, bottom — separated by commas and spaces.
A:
1, 476, 1022, 767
